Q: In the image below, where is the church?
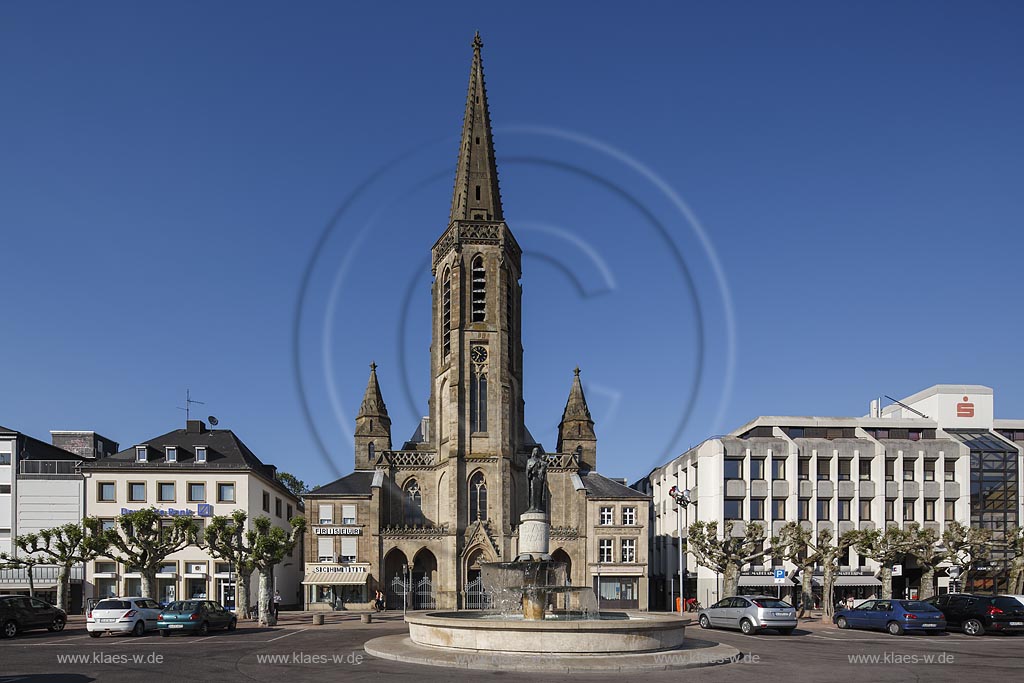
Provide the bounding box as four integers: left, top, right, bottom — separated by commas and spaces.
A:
301, 34, 649, 612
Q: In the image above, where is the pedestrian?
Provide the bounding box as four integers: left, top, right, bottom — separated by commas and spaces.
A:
273, 590, 282, 617
845, 595, 855, 611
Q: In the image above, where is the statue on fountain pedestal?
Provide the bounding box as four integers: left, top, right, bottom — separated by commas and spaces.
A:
526, 447, 548, 513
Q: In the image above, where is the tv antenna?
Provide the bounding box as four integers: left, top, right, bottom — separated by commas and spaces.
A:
177, 389, 205, 421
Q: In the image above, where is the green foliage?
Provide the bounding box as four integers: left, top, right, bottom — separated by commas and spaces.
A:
276, 472, 310, 497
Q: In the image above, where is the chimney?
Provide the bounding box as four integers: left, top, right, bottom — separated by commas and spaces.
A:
186, 420, 206, 434
869, 399, 880, 419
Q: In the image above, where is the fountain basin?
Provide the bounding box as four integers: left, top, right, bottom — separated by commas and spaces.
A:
406, 611, 688, 654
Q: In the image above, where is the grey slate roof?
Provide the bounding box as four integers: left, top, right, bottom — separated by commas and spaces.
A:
0, 425, 86, 461
308, 471, 375, 497
580, 471, 650, 499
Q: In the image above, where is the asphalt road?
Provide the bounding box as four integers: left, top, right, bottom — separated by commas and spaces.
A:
1, 613, 1022, 682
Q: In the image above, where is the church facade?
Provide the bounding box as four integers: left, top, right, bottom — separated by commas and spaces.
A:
302, 34, 649, 611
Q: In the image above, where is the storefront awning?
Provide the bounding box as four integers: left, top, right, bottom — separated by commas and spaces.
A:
302, 570, 368, 586
834, 575, 882, 587
738, 576, 784, 587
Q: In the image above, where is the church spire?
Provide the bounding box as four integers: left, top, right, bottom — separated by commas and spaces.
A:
449, 31, 503, 224
357, 361, 390, 422
557, 366, 597, 469
354, 362, 392, 469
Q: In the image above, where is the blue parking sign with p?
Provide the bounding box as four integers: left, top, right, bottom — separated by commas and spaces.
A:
774, 568, 786, 583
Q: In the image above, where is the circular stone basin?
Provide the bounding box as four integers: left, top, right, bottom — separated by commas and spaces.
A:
406, 611, 688, 655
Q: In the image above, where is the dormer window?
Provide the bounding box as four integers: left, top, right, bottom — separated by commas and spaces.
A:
195, 447, 207, 463
166, 447, 177, 463
135, 447, 148, 463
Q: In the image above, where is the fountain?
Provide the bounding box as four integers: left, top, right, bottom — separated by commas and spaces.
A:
365, 449, 740, 671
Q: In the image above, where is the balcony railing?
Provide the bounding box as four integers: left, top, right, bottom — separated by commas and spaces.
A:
20, 460, 80, 475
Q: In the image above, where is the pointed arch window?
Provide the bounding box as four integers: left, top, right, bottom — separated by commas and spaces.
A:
470, 471, 488, 522
504, 267, 514, 370
442, 268, 452, 359
471, 255, 486, 322
404, 479, 423, 526
470, 369, 487, 433
368, 442, 375, 463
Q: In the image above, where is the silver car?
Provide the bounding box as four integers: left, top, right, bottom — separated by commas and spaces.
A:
697, 595, 798, 635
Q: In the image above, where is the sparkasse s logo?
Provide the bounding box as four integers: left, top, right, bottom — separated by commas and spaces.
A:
956, 396, 975, 418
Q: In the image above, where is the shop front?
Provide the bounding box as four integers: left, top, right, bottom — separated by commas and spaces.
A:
302, 563, 370, 611
737, 571, 789, 598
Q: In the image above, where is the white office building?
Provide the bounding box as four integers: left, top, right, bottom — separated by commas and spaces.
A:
637, 385, 1023, 610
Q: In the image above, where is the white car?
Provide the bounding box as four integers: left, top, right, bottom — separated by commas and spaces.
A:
87, 597, 162, 637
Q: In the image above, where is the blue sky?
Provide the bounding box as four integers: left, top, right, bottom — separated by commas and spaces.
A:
2, 1, 1022, 487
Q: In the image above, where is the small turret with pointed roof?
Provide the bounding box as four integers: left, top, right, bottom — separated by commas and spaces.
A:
557, 366, 597, 470
354, 362, 392, 469
449, 31, 503, 223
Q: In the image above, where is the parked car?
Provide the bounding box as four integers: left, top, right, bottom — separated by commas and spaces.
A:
697, 595, 797, 635
157, 600, 237, 636
834, 599, 946, 635
1004, 595, 1024, 609
0, 595, 67, 638
925, 593, 1024, 636
87, 597, 162, 637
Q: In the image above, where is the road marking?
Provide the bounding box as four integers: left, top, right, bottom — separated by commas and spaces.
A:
267, 628, 308, 642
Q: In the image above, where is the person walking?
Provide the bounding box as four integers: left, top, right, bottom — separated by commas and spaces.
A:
273, 590, 282, 617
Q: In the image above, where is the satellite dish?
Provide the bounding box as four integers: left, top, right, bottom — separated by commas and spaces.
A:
208, 416, 219, 426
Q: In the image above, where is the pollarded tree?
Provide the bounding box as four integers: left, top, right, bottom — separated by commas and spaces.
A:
771, 523, 818, 617
103, 508, 197, 599
903, 523, 945, 600
687, 520, 769, 599
942, 521, 991, 589
0, 549, 49, 598
1002, 526, 1024, 594
9, 519, 109, 611
203, 510, 257, 619
251, 515, 305, 626
817, 528, 857, 618
850, 525, 910, 599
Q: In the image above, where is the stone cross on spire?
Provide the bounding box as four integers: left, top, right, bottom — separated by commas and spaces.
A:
449, 31, 503, 224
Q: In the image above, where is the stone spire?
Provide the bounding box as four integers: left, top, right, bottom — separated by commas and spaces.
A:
354, 362, 392, 468
449, 31, 503, 224
557, 367, 597, 469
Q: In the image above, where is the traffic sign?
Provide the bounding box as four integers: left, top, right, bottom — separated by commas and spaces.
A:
773, 568, 787, 584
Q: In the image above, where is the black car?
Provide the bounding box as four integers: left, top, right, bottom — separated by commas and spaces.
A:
925, 593, 1024, 636
0, 595, 68, 638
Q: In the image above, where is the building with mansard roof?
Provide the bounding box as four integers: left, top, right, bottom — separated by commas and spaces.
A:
301, 34, 649, 612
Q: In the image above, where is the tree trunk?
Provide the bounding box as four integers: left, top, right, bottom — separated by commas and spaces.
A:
1009, 558, 1024, 595
722, 563, 740, 598
919, 566, 936, 600
879, 566, 893, 600
140, 569, 156, 599
797, 569, 813, 618
28, 565, 35, 599
257, 570, 276, 627
823, 564, 837, 618
236, 569, 254, 620
56, 564, 72, 612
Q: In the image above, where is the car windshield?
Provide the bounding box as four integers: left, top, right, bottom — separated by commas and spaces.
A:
751, 598, 792, 608
165, 601, 202, 612
94, 600, 130, 610
898, 600, 935, 612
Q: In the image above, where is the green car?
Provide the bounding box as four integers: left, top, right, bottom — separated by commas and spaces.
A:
157, 600, 237, 636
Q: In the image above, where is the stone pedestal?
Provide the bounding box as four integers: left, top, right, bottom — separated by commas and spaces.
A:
517, 511, 550, 560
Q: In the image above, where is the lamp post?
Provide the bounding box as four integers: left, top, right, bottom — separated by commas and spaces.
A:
668, 486, 692, 614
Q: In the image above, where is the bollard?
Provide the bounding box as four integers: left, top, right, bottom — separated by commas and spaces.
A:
312, 613, 324, 626
360, 613, 372, 624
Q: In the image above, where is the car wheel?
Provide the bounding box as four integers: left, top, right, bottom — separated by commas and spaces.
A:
1, 620, 17, 639
963, 619, 985, 637
887, 621, 904, 636
698, 614, 711, 630
836, 616, 849, 630
48, 616, 66, 632
740, 619, 755, 635
197, 621, 209, 636
160, 630, 169, 637
132, 620, 145, 637
228, 619, 237, 631
88, 631, 102, 638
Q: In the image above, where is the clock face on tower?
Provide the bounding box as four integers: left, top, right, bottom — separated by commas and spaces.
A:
471, 345, 488, 364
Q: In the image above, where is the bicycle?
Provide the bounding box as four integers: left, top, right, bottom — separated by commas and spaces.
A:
686, 599, 703, 612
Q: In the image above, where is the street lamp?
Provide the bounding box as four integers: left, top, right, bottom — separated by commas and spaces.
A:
668, 486, 692, 614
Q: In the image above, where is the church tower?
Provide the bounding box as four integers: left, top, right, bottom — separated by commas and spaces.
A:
354, 362, 392, 470
429, 33, 525, 466
557, 367, 597, 470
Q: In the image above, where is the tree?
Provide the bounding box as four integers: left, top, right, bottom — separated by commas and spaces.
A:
6, 520, 108, 611
817, 528, 857, 618
771, 523, 816, 618
942, 521, 991, 589
249, 515, 305, 626
687, 520, 769, 598
903, 523, 946, 600
103, 508, 197, 599
203, 511, 257, 620
1001, 526, 1024, 594
0, 548, 48, 598
850, 526, 910, 599
276, 472, 310, 498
